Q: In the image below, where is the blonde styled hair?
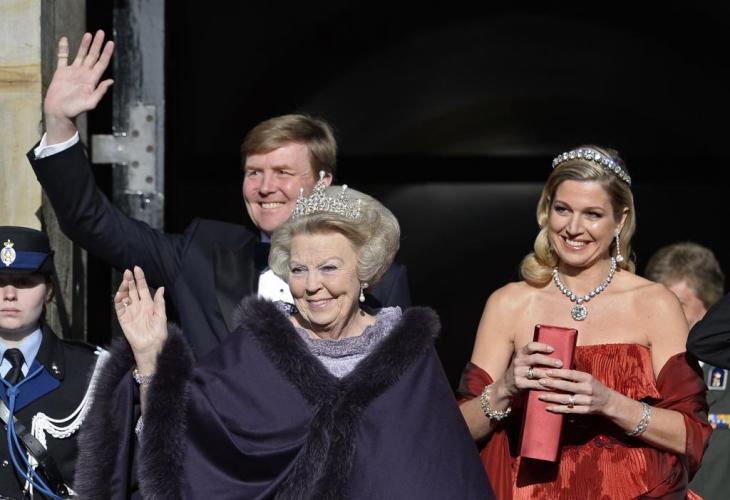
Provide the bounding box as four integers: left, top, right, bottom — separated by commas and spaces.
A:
520, 145, 636, 285
269, 187, 400, 286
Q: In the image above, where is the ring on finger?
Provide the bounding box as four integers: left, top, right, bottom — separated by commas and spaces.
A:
526, 366, 535, 380
122, 298, 129, 309
566, 394, 576, 409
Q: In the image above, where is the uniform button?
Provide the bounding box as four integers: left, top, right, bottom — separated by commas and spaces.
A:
2, 460, 8, 467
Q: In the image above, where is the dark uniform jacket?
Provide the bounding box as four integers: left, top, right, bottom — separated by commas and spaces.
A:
0, 326, 100, 499
27, 142, 411, 359
686, 295, 730, 499
688, 363, 730, 500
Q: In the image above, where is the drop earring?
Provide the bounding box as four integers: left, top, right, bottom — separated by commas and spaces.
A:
614, 229, 624, 263
359, 282, 368, 303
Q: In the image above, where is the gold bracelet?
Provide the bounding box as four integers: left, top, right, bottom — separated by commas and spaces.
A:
479, 384, 512, 421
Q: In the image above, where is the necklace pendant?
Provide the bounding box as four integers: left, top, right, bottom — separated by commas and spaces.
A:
571, 304, 588, 321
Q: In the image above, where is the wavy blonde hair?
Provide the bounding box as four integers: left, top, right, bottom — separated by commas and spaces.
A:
520, 145, 636, 285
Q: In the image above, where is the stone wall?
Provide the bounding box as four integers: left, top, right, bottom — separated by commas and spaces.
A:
0, 0, 43, 228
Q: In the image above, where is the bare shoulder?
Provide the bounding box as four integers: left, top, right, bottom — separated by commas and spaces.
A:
471, 281, 539, 373
614, 269, 654, 289
642, 282, 683, 309
620, 273, 683, 315
485, 281, 539, 313
474, 281, 542, 346
616, 273, 687, 368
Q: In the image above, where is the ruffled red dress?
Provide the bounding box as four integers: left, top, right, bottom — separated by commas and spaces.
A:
459, 344, 711, 499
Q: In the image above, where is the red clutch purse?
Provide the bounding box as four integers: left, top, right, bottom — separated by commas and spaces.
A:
519, 324, 578, 462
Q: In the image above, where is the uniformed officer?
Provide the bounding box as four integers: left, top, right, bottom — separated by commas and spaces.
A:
646, 242, 727, 500
0, 227, 105, 499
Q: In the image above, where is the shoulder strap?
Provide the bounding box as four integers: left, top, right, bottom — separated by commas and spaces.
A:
0, 399, 70, 497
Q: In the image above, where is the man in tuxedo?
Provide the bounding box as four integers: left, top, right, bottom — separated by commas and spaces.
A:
646, 242, 726, 500
27, 31, 410, 358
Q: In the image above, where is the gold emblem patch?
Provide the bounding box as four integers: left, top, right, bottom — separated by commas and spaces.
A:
1, 239, 16, 267
708, 367, 728, 391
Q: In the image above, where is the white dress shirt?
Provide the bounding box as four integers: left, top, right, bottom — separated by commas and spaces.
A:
256, 234, 294, 304
34, 132, 79, 158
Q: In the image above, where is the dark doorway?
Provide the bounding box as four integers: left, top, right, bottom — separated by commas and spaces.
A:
87, 3, 730, 387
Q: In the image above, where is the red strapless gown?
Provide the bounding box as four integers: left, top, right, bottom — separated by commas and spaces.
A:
459, 344, 711, 500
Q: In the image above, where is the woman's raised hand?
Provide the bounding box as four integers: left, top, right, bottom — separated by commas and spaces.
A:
502, 341, 563, 397
44, 30, 115, 143
114, 266, 167, 373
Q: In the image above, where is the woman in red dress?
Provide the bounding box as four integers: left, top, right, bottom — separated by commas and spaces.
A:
459, 146, 711, 499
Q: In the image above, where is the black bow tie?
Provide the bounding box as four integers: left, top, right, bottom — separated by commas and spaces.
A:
255, 241, 271, 273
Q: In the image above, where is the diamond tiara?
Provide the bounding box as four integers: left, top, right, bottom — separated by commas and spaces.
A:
291, 171, 362, 220
552, 148, 631, 186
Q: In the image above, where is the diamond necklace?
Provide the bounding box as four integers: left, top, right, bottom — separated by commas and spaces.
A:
552, 257, 617, 321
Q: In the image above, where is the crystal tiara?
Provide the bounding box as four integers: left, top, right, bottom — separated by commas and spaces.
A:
291, 171, 362, 220
552, 148, 631, 186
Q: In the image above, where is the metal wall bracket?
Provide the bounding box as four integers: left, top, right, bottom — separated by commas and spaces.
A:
91, 103, 158, 193
120, 190, 165, 229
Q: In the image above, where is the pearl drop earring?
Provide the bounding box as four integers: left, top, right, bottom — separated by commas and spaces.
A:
614, 230, 624, 263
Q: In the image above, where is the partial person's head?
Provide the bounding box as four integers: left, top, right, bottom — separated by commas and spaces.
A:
270, 182, 400, 333
241, 114, 337, 235
521, 145, 636, 284
645, 242, 725, 328
0, 227, 55, 338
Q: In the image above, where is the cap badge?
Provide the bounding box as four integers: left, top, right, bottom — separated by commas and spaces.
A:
1, 240, 16, 267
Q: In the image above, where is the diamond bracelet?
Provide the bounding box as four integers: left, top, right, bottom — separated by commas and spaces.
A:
132, 368, 154, 385
626, 401, 652, 437
479, 384, 512, 421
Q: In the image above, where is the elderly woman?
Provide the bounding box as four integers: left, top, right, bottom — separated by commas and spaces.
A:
75, 181, 493, 499
458, 147, 711, 499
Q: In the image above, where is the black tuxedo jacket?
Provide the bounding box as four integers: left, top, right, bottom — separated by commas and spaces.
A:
28, 142, 411, 358
688, 292, 730, 369
0, 326, 99, 498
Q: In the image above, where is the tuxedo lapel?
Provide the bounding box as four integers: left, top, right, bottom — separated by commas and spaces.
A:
214, 238, 257, 332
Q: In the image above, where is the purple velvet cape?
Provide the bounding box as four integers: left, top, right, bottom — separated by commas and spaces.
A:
74, 298, 494, 499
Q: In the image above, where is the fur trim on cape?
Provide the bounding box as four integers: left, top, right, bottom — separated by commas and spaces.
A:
76, 298, 440, 500
73, 336, 134, 499
233, 298, 440, 500
73, 326, 194, 500
137, 323, 193, 499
